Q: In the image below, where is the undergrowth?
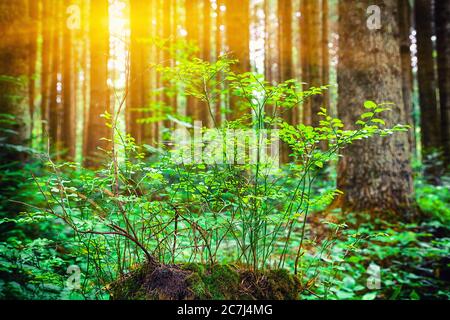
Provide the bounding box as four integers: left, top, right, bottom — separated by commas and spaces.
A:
0, 55, 448, 300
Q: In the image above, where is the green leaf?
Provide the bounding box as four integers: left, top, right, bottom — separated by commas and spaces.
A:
410, 290, 420, 300
355, 120, 366, 126
361, 112, 374, 119
371, 119, 386, 125
364, 100, 377, 109
336, 291, 354, 299
343, 276, 356, 289
362, 292, 377, 300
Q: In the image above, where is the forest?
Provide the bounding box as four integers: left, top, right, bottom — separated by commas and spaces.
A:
0, 0, 449, 302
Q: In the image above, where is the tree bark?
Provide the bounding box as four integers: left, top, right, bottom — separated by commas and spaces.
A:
200, 0, 212, 127
28, 0, 39, 137
81, 0, 89, 158
300, 0, 310, 125
162, 0, 174, 130
48, 0, 61, 150
435, 0, 450, 170
145, 0, 159, 145
278, 0, 294, 91
337, 0, 416, 218
84, 0, 110, 167
0, 0, 31, 163
203, 0, 211, 63
40, 0, 54, 141
61, 0, 77, 160
264, 0, 272, 85
278, 0, 294, 163
415, 0, 440, 156
322, 0, 330, 109
185, 0, 199, 122
308, 0, 323, 127
398, 0, 416, 155
214, 0, 223, 127
128, 0, 152, 145
225, 0, 250, 121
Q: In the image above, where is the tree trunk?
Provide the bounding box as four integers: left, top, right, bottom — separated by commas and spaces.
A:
277, 0, 293, 94
128, 0, 152, 145
40, 0, 54, 141
308, 0, 323, 127
336, 0, 416, 218
264, 0, 278, 120
299, 0, 311, 125
48, 0, 61, 150
61, 0, 77, 160
0, 0, 31, 163
84, 0, 110, 167
415, 0, 440, 156
435, 0, 450, 170
264, 0, 272, 85
162, 0, 174, 130
151, 0, 162, 144
322, 0, 330, 108
200, 0, 211, 127
278, 0, 293, 163
214, 0, 223, 127
185, 0, 199, 122
398, 0, 416, 155
28, 0, 39, 137
225, 0, 250, 121
171, 0, 178, 113
203, 0, 211, 63
81, 0, 89, 159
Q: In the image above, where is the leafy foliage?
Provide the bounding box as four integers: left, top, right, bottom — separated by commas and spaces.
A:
0, 56, 448, 300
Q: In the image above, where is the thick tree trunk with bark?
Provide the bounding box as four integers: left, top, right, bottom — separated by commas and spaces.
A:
300, 0, 323, 126
300, 0, 310, 124
61, 0, 77, 160
264, 0, 278, 120
203, 0, 211, 63
435, 0, 450, 170
225, 0, 250, 121
128, 0, 152, 145
84, 0, 110, 167
322, 0, 330, 109
0, 0, 31, 163
308, 0, 323, 127
48, 0, 61, 149
200, 0, 212, 127
278, 0, 293, 99
28, 0, 39, 137
398, 0, 415, 155
81, 0, 89, 158
278, 0, 293, 163
162, 0, 175, 130
264, 0, 272, 85
185, 0, 200, 122
40, 0, 54, 140
214, 0, 223, 127
415, 0, 440, 156
146, 0, 160, 145
337, 0, 416, 218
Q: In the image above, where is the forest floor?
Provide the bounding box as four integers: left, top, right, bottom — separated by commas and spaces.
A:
0, 163, 449, 300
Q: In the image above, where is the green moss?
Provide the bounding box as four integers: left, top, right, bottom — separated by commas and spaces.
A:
109, 263, 155, 300
180, 262, 206, 275
265, 269, 301, 300
202, 264, 240, 299
185, 272, 210, 299
111, 263, 302, 300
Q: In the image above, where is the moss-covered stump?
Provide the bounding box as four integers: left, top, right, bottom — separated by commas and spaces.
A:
110, 263, 302, 300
